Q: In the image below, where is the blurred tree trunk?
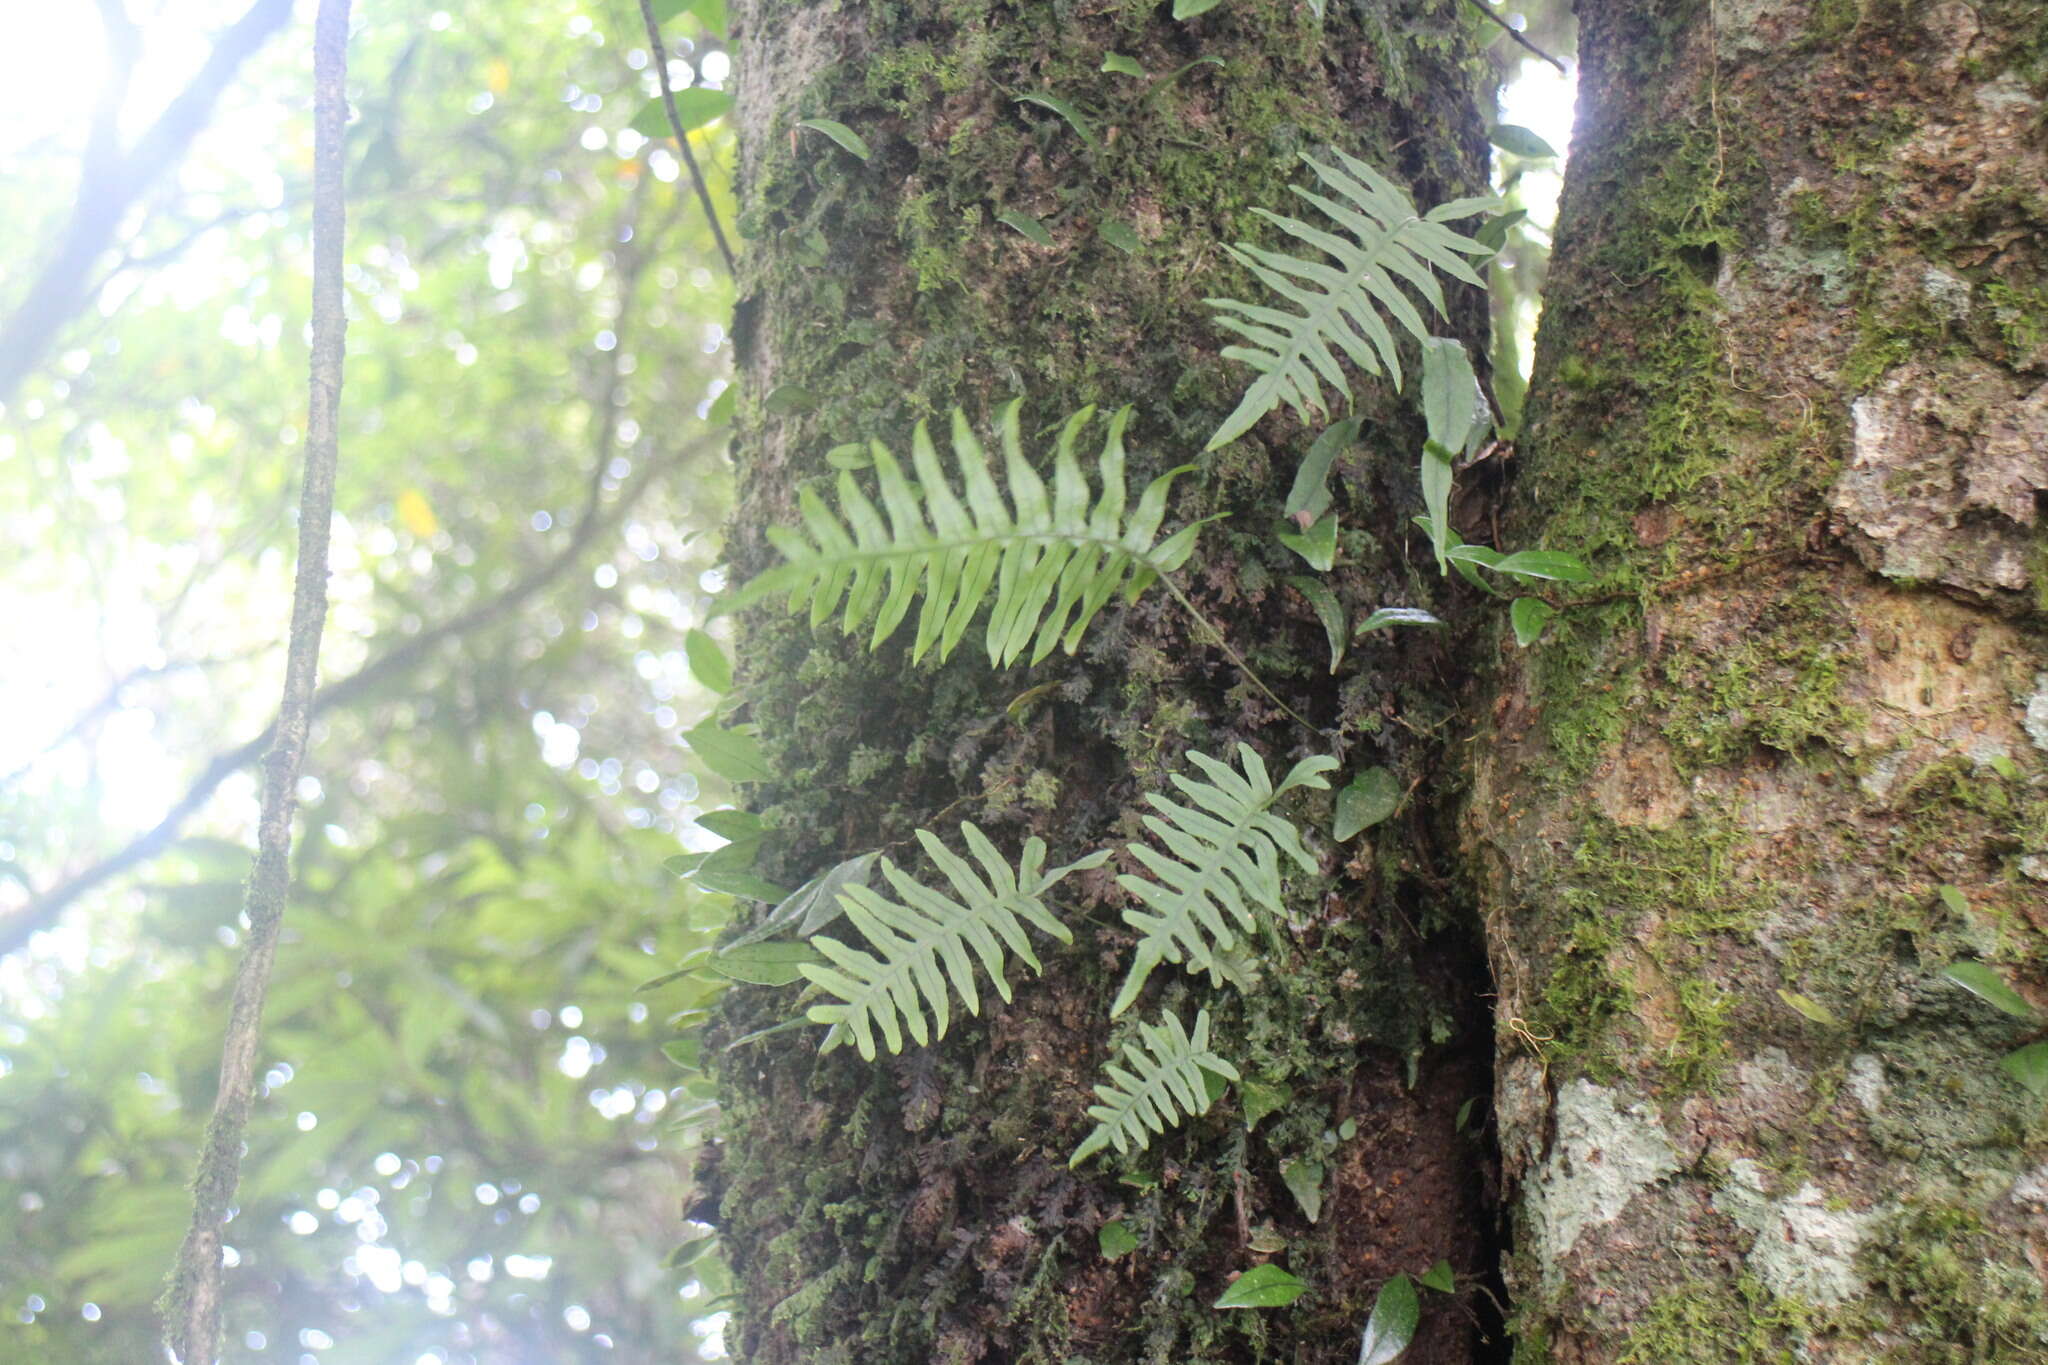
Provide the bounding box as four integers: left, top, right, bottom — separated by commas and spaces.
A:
1477, 1, 2048, 1359
709, 2, 1504, 1362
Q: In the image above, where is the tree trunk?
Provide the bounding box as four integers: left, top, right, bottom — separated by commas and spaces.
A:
710, 2, 1504, 1362
1477, 1, 2048, 1359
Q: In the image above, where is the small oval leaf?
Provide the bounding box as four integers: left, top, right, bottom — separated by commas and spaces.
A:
1358, 1273, 1420, 1364
1488, 123, 1558, 159
1213, 1263, 1307, 1309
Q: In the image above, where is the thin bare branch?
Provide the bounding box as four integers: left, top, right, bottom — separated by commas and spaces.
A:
161, 6, 347, 1358
633, 0, 738, 277
1462, 0, 1569, 75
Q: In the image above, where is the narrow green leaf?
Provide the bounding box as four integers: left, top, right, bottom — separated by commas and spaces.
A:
1013, 93, 1101, 153
1420, 443, 1453, 573
1216, 1264, 1306, 1309
631, 87, 733, 138
1944, 962, 2040, 1021
1937, 884, 1970, 915
708, 942, 823, 987
2002, 1041, 2048, 1097
685, 627, 733, 693
1358, 1274, 1420, 1364
706, 383, 737, 426
1334, 767, 1401, 841
718, 850, 880, 951
1100, 53, 1145, 76
1282, 1159, 1325, 1224
1508, 597, 1555, 647
1355, 606, 1443, 634
1454, 1097, 1476, 1131
797, 117, 871, 160
1489, 123, 1558, 159
1419, 338, 1486, 455
1285, 576, 1346, 673
1099, 1220, 1139, 1259
1277, 510, 1337, 571
661, 1037, 702, 1069
1098, 219, 1142, 254
1776, 989, 1840, 1027
1419, 1261, 1455, 1294
1286, 417, 1360, 524
1475, 208, 1528, 252
1173, 0, 1225, 17
1475, 548, 1591, 583
997, 209, 1057, 247
690, 865, 789, 902
685, 722, 773, 784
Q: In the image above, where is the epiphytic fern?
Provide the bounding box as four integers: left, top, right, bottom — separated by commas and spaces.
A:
800, 823, 1109, 1060
1204, 149, 1495, 450
1069, 1008, 1238, 1166
1110, 745, 1337, 1016
724, 402, 1207, 667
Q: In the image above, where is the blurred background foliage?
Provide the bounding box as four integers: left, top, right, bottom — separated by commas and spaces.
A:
1, 1, 741, 1360
0, 0, 1571, 1360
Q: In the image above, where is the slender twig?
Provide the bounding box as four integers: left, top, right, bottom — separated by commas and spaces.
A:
160, 3, 347, 1360
1461, 0, 1568, 75
633, 0, 738, 277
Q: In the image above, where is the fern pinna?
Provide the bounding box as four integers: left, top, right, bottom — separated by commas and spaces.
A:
1204, 149, 1495, 449
800, 823, 1108, 1061
723, 401, 1207, 667
1069, 1008, 1238, 1166
1111, 745, 1337, 1016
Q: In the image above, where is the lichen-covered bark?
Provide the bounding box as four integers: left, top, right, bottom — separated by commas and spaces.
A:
1477, 2, 2048, 1360
709, 2, 1504, 1362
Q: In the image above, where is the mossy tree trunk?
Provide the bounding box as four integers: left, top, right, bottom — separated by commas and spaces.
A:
1477, 2, 2048, 1359
709, 2, 1506, 1363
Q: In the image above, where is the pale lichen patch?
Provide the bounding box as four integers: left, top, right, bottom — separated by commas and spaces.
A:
1845, 1053, 1887, 1117
1528, 1080, 1683, 1281
1712, 1160, 1875, 1308
2024, 673, 2048, 753
1831, 364, 2048, 606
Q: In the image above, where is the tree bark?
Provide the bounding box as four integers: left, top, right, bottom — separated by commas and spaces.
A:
711, 2, 1505, 1362
1477, 2, 2048, 1359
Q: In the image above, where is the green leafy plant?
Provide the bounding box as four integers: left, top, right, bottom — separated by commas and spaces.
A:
1070, 1007, 1238, 1165
1111, 745, 1338, 1015
724, 402, 1206, 667
1204, 149, 1493, 449
800, 823, 1108, 1060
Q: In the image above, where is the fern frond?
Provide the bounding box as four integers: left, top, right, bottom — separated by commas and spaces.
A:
724, 402, 1207, 667
1110, 744, 1337, 1016
1204, 149, 1495, 450
800, 823, 1109, 1061
1069, 1008, 1239, 1166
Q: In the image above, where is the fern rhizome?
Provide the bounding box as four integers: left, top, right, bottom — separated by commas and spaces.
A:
678, 150, 1586, 1174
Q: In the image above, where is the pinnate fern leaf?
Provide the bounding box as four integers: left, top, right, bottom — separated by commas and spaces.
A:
1070, 1008, 1239, 1166
1111, 744, 1337, 1016
1204, 149, 1495, 449
800, 823, 1109, 1060
725, 402, 1206, 667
